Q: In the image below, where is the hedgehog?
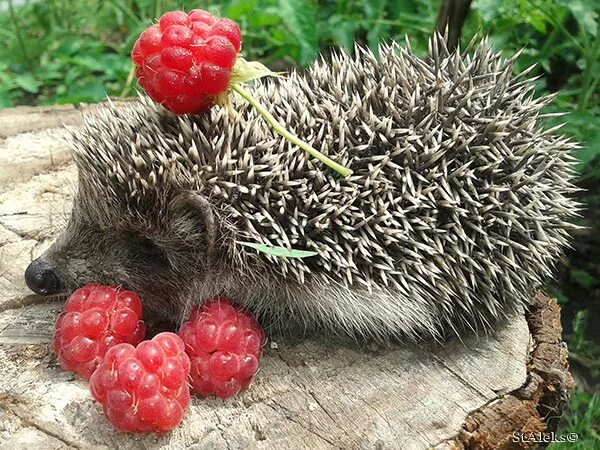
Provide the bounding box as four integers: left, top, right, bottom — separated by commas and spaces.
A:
24, 35, 579, 340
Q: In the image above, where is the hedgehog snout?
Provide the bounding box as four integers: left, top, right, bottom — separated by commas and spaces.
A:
25, 258, 62, 296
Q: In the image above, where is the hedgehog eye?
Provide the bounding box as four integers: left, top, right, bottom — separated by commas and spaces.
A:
138, 237, 157, 252
133, 237, 169, 266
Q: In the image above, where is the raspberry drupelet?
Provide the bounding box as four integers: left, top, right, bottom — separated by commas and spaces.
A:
131, 9, 241, 114
52, 284, 146, 379
178, 297, 266, 399
89, 332, 191, 433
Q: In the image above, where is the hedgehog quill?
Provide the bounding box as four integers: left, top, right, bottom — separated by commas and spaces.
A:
25, 35, 579, 341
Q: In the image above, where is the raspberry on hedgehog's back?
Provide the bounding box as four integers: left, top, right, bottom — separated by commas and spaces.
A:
131, 9, 241, 114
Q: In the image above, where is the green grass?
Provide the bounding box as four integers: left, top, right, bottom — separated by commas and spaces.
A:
0, 0, 437, 106
549, 391, 600, 449
1, 0, 599, 443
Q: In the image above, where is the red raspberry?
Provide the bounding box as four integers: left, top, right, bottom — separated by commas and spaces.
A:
131, 9, 241, 114
178, 297, 265, 399
52, 284, 145, 380
89, 333, 191, 433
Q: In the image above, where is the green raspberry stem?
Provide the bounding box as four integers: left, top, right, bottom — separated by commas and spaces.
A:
231, 84, 353, 177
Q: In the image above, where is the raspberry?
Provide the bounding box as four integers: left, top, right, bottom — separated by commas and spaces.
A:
178, 297, 265, 399
89, 333, 191, 433
131, 9, 241, 114
52, 284, 145, 379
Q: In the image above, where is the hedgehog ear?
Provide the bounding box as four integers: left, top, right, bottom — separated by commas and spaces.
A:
169, 191, 216, 255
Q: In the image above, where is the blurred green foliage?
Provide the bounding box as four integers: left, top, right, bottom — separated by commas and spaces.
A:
550, 391, 600, 449
1, 0, 599, 443
467, 0, 600, 168
0, 0, 436, 105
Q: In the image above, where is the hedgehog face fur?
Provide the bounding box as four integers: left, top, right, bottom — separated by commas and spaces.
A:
26, 36, 579, 340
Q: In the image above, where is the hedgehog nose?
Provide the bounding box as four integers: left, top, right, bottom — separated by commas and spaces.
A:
25, 258, 61, 295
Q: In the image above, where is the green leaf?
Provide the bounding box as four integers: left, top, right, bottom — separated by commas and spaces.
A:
389, 0, 414, 18
568, 1, 598, 37
545, 285, 569, 305
574, 138, 600, 169
236, 241, 318, 258
328, 15, 358, 52
55, 40, 84, 57
54, 80, 106, 104
570, 269, 598, 289
225, 0, 258, 19
472, 0, 503, 23
364, 0, 387, 19
554, 111, 600, 170
230, 57, 282, 84
364, 0, 388, 53
277, 0, 319, 66
0, 91, 12, 108
248, 12, 282, 28
14, 73, 39, 94
528, 14, 547, 34
71, 53, 128, 78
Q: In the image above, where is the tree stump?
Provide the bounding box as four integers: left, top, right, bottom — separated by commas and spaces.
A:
0, 103, 573, 450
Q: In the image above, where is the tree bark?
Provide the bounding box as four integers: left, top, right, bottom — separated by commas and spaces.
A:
435, 0, 473, 51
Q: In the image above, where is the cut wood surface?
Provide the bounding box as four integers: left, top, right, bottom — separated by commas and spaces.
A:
0, 103, 573, 450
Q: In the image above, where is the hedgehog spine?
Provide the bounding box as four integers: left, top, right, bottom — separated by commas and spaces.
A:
53, 34, 580, 340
